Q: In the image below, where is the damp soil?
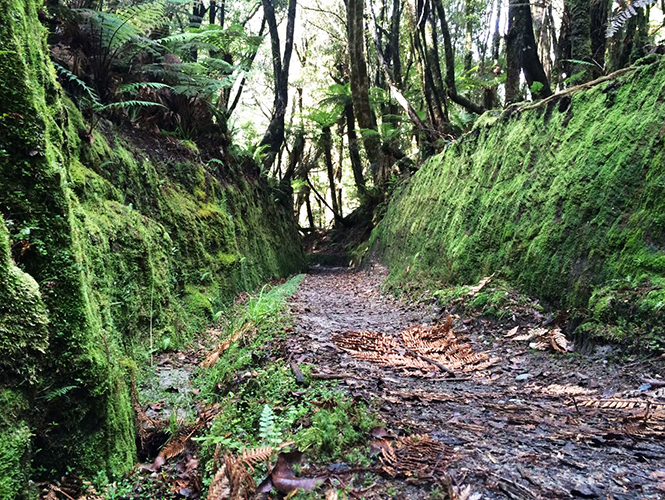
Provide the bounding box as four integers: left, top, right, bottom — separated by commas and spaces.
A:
286, 265, 665, 499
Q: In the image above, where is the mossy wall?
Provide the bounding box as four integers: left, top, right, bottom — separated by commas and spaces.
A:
0, 0, 304, 494
373, 56, 665, 346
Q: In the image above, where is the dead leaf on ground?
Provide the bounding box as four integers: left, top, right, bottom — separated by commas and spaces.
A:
260, 451, 325, 495
202, 323, 256, 368
467, 274, 495, 297
511, 327, 573, 353
504, 326, 519, 338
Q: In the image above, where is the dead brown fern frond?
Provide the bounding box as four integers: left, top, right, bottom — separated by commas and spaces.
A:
202, 323, 257, 368
206, 454, 254, 500
238, 446, 273, 470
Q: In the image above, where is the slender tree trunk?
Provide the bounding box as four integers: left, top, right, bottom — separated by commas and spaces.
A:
189, 3, 207, 62
344, 102, 367, 194
305, 188, 315, 229
491, 0, 501, 63
322, 126, 341, 222
226, 17, 266, 117
434, 0, 485, 114
464, 0, 474, 71
282, 131, 305, 183
373, 0, 435, 141
389, 0, 403, 86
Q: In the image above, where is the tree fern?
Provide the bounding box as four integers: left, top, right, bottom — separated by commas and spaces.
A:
116, 0, 166, 33
76, 9, 142, 52
606, 0, 656, 37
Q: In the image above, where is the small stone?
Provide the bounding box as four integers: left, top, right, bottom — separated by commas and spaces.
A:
516, 373, 533, 381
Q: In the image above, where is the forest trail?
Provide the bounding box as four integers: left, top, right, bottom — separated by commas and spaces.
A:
286, 266, 665, 499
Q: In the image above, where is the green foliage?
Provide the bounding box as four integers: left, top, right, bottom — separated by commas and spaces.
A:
54, 62, 165, 133
529, 81, 544, 96
196, 276, 379, 471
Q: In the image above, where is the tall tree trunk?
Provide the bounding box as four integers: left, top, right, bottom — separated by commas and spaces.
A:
347, 0, 382, 178
565, 0, 593, 82
532, 0, 554, 81
226, 17, 266, 117
590, 0, 609, 77
305, 187, 315, 229
373, 0, 435, 141
282, 131, 305, 183
322, 126, 341, 222
463, 0, 474, 71
491, 0, 501, 63
189, 3, 207, 62
388, 0, 403, 86
260, 0, 297, 170
434, 0, 485, 114
556, 2, 572, 85
505, 0, 552, 102
344, 102, 367, 195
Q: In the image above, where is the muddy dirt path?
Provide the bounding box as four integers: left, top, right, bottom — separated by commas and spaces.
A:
287, 266, 665, 499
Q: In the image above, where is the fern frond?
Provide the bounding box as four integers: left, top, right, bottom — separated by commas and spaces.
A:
116, 0, 166, 33
97, 100, 166, 111
237, 446, 273, 470
258, 405, 282, 447
606, 0, 656, 37
53, 62, 101, 105
76, 9, 141, 51
42, 385, 78, 402
119, 82, 171, 94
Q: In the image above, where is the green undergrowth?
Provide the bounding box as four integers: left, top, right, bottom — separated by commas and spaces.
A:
373, 55, 665, 350
430, 278, 545, 321
193, 276, 380, 492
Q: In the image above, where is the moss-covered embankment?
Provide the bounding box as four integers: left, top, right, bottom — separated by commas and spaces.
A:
373, 56, 665, 348
0, 0, 304, 495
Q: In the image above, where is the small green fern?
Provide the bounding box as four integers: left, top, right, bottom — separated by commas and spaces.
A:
41, 385, 78, 402
259, 404, 282, 446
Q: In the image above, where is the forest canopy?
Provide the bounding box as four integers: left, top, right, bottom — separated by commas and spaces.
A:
47, 0, 665, 225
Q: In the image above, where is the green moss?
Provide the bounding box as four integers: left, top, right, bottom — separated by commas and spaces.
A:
0, 0, 305, 493
0, 391, 32, 500
374, 57, 665, 347
0, 219, 49, 385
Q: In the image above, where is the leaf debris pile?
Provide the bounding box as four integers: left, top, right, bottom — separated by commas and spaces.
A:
333, 317, 496, 374
506, 326, 572, 352
375, 434, 458, 480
